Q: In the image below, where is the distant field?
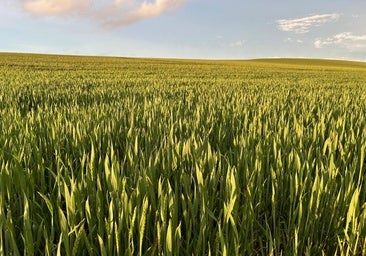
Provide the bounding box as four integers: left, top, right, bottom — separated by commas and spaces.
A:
251, 58, 366, 69
0, 53, 365, 255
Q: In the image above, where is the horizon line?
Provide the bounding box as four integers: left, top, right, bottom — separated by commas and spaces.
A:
1, 50, 366, 63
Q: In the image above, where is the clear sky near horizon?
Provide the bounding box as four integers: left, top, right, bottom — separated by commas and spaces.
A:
1, 0, 366, 61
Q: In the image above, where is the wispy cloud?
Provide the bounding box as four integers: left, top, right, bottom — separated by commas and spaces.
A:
229, 40, 245, 47
277, 13, 341, 34
20, 0, 189, 27
102, 0, 188, 28
22, 0, 91, 15
314, 32, 366, 50
284, 37, 303, 43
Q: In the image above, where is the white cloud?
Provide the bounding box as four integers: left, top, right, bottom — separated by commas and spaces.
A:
314, 39, 323, 49
277, 13, 341, 34
20, 0, 189, 27
229, 40, 245, 47
314, 32, 366, 50
284, 37, 303, 43
22, 0, 91, 15
103, 0, 188, 27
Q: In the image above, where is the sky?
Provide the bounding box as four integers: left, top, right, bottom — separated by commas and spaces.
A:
1, 0, 366, 61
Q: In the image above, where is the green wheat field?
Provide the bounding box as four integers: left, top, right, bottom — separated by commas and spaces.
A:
0, 53, 365, 255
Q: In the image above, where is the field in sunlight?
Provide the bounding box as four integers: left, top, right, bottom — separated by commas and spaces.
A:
0, 53, 365, 255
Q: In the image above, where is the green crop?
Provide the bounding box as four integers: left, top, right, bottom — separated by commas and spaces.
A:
0, 53, 365, 255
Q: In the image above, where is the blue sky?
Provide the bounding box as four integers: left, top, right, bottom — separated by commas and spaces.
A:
1, 0, 366, 60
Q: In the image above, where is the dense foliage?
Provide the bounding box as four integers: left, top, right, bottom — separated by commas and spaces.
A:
0, 53, 365, 255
